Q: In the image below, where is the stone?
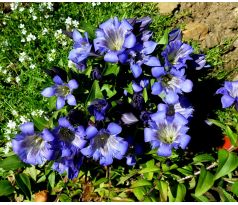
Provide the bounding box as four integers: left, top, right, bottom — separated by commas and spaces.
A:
205, 33, 221, 48
157, 3, 180, 15
233, 39, 238, 48
233, 7, 238, 18
183, 22, 209, 41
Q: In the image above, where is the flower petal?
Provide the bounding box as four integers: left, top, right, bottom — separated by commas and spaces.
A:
221, 95, 235, 108
56, 96, 65, 110
131, 63, 142, 78
144, 56, 161, 67
151, 67, 165, 78
107, 123, 122, 135
68, 79, 78, 90
53, 75, 63, 85
42, 129, 54, 141
58, 117, 71, 127
123, 33, 136, 48
20, 122, 34, 135
81, 146, 93, 157
41, 87, 55, 97
151, 111, 166, 124
165, 91, 179, 104
132, 81, 143, 92
66, 94, 77, 106
143, 41, 157, 55
181, 79, 193, 93
178, 134, 191, 149
86, 126, 98, 139
144, 128, 157, 142
73, 29, 83, 42
104, 51, 119, 63
157, 143, 172, 157
151, 82, 162, 95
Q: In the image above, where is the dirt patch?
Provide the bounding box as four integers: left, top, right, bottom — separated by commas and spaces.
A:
161, 2, 238, 72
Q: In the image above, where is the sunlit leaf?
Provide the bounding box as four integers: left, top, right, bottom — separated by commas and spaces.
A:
0, 180, 14, 196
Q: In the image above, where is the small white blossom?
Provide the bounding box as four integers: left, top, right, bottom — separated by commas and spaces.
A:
26, 33, 36, 42
32, 15, 37, 20
31, 110, 37, 116
2, 21, 6, 25
19, 24, 25, 29
48, 57, 54, 62
62, 41, 67, 46
72, 20, 79, 28
38, 110, 44, 116
45, 14, 49, 19
42, 28, 48, 35
6, 76, 12, 83
19, 52, 27, 62
2, 69, 7, 74
3, 142, 12, 154
51, 49, 56, 53
30, 64, 36, 69
12, 110, 18, 116
16, 76, 20, 84
21, 38, 26, 43
7, 120, 17, 129
20, 116, 28, 123
22, 29, 27, 35
65, 17, 72, 25
29, 7, 34, 13
10, 3, 18, 10
68, 60, 75, 68
19, 7, 25, 12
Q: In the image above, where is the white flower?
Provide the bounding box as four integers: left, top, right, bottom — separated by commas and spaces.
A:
26, 33, 36, 42
30, 64, 36, 69
72, 20, 79, 27
33, 15, 37, 20
38, 110, 44, 116
10, 3, 18, 10
65, 17, 72, 25
22, 29, 27, 35
16, 76, 20, 84
19, 7, 25, 12
7, 120, 16, 129
45, 15, 49, 19
6, 76, 11, 83
29, 7, 34, 13
92, 2, 97, 7
3, 142, 12, 154
51, 49, 56, 53
2, 69, 7, 74
21, 38, 26, 43
68, 60, 75, 68
42, 28, 48, 35
31, 110, 37, 116
12, 110, 18, 116
62, 41, 67, 46
19, 24, 25, 29
47, 3, 54, 10
20, 116, 28, 123
19, 52, 27, 62
2, 21, 6, 25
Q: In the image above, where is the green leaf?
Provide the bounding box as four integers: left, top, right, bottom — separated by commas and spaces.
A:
175, 184, 186, 202
24, 166, 40, 181
117, 170, 138, 185
101, 84, 117, 99
195, 166, 214, 196
225, 126, 237, 146
139, 166, 160, 174
59, 193, 71, 202
207, 119, 226, 129
94, 177, 109, 186
231, 181, 238, 196
221, 188, 236, 202
193, 154, 215, 164
103, 63, 120, 76
32, 116, 50, 130
80, 22, 95, 39
215, 149, 238, 180
143, 88, 148, 103
132, 187, 146, 201
0, 155, 26, 171
191, 194, 209, 202
15, 173, 32, 200
158, 29, 169, 45
131, 179, 152, 188
85, 80, 103, 106
48, 171, 55, 189
157, 180, 168, 202
0, 180, 14, 196
177, 165, 193, 176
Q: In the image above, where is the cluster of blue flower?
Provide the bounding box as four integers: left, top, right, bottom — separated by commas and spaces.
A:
12, 17, 211, 179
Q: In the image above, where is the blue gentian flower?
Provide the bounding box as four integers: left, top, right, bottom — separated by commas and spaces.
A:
88, 99, 110, 121
168, 28, 182, 42
216, 81, 238, 110
151, 90, 193, 123
144, 114, 190, 157
151, 67, 193, 95
81, 123, 128, 166
189, 54, 210, 70
132, 78, 149, 93
127, 16, 152, 33
126, 155, 136, 166
68, 30, 92, 71
41, 75, 78, 110
53, 117, 87, 157
12, 122, 54, 165
53, 151, 84, 179
94, 17, 136, 63
162, 40, 193, 70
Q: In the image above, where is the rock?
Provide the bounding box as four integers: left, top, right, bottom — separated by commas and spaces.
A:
157, 3, 180, 15
233, 7, 238, 18
205, 33, 221, 48
183, 22, 209, 41
233, 39, 238, 48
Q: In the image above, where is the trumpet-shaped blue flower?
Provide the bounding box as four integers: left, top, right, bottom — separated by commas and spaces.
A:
162, 40, 193, 70
88, 99, 110, 121
144, 114, 190, 157
81, 123, 128, 166
12, 122, 55, 165
41, 75, 78, 110
53, 117, 87, 157
53, 151, 84, 179
132, 78, 149, 93
94, 17, 136, 63
216, 81, 238, 110
151, 67, 193, 95
68, 30, 92, 71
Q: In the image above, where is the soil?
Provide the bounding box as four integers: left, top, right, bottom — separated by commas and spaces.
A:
166, 2, 238, 72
